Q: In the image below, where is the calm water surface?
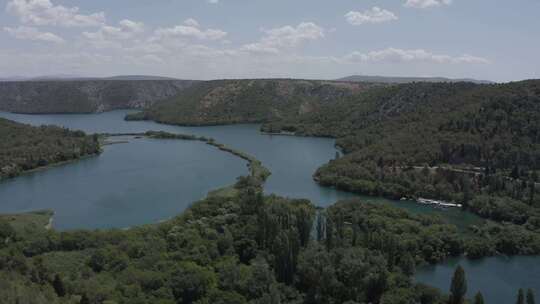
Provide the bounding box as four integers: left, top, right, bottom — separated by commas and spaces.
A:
0, 137, 246, 230
0, 109, 479, 228
415, 256, 540, 304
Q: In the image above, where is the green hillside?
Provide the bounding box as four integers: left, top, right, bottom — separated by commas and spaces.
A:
263, 80, 540, 230
126, 79, 381, 125
0, 118, 100, 180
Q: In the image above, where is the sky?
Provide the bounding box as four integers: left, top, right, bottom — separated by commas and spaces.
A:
0, 0, 539, 82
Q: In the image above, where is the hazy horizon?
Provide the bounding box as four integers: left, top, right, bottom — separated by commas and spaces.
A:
1, 0, 539, 82
0, 73, 498, 82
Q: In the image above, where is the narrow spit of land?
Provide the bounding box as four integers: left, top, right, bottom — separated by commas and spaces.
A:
103, 130, 271, 184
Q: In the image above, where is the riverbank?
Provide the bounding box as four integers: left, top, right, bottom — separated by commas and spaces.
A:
0, 130, 271, 232
0, 152, 101, 183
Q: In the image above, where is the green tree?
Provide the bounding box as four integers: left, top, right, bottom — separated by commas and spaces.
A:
0, 219, 16, 248
325, 218, 334, 251
462, 176, 473, 208
449, 265, 467, 304
399, 252, 416, 276
170, 262, 217, 303
316, 212, 326, 242
529, 182, 536, 205
80, 294, 90, 304
511, 166, 520, 179
416, 284, 443, 304
474, 292, 484, 304
518, 289, 526, 304
53, 274, 66, 297
532, 171, 539, 183
88, 249, 107, 272
527, 289, 536, 304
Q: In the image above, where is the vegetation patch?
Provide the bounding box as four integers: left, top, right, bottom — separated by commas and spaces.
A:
3, 174, 518, 304
0, 118, 100, 180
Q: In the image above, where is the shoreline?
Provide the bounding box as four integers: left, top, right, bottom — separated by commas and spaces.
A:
0, 152, 101, 183
1, 130, 271, 232
106, 131, 271, 183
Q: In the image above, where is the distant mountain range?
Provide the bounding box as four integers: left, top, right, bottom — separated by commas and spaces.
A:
102, 75, 179, 81
1, 74, 495, 84
0, 74, 496, 115
0, 75, 180, 82
337, 75, 494, 84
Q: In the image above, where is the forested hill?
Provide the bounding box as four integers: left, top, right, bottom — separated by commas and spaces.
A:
0, 118, 100, 180
264, 80, 540, 167
131, 79, 540, 221
263, 80, 540, 233
0, 80, 197, 114
126, 79, 382, 125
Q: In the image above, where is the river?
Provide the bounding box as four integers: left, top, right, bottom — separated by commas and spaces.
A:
0, 109, 538, 301
416, 256, 540, 303
0, 109, 480, 229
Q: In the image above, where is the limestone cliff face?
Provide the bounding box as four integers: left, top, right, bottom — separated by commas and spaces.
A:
0, 80, 197, 113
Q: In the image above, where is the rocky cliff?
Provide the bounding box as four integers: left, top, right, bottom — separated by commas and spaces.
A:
0, 80, 197, 114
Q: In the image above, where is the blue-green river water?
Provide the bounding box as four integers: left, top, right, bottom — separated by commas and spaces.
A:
0, 109, 538, 302
0, 110, 479, 229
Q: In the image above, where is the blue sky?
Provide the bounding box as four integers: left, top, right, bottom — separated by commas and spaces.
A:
1, 0, 539, 82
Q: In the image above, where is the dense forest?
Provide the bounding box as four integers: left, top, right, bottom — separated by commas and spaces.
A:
130, 79, 540, 259
4, 174, 532, 304
0, 80, 196, 113
1, 79, 540, 303
125, 79, 381, 125
0, 118, 100, 180
260, 81, 540, 232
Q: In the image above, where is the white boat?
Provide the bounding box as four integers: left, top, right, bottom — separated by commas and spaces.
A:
417, 198, 462, 208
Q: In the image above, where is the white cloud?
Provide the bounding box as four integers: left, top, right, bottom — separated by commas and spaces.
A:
262, 22, 325, 47
118, 19, 144, 34
4, 26, 64, 43
153, 19, 227, 41
343, 48, 489, 64
102, 20, 143, 39
82, 19, 145, 49
183, 18, 200, 28
241, 22, 325, 54
404, 0, 452, 9
345, 7, 398, 25
208, 0, 219, 4
6, 0, 105, 27
125, 43, 170, 55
